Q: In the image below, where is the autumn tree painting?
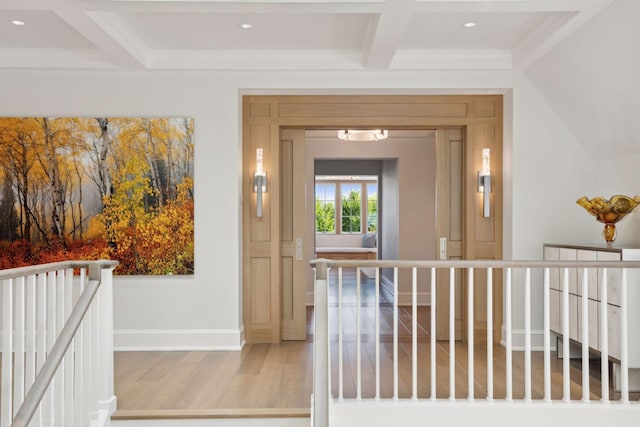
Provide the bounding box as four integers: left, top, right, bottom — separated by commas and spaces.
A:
0, 117, 194, 275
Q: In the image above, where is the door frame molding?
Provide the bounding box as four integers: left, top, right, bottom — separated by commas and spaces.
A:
242, 95, 503, 343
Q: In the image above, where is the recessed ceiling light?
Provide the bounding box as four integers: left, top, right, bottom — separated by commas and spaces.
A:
463, 22, 476, 28
240, 23, 253, 29
11, 20, 25, 26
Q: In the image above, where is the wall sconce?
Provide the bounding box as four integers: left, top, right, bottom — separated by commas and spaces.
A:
477, 148, 491, 218
253, 148, 267, 218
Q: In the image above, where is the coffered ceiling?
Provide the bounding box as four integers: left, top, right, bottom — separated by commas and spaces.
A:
0, 0, 615, 70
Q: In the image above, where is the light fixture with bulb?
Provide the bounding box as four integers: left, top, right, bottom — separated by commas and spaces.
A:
253, 148, 267, 218
337, 129, 388, 142
11, 20, 25, 26
477, 148, 491, 218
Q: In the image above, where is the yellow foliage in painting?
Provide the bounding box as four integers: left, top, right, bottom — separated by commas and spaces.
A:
96, 158, 194, 274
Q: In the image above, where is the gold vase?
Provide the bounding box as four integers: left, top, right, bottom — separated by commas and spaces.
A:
576, 195, 640, 245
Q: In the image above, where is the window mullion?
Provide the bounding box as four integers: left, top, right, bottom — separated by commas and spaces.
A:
336, 182, 341, 235
362, 183, 367, 235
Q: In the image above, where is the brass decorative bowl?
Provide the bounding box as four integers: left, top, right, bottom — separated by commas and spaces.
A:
576, 195, 640, 244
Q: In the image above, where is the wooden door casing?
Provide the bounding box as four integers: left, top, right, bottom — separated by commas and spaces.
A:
242, 95, 503, 343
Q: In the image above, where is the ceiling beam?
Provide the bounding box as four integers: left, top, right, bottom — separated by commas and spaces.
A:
362, 0, 416, 69
414, 0, 614, 13
54, 10, 148, 69
60, 0, 383, 14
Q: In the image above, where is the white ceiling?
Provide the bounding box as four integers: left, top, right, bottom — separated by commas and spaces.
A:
0, 0, 616, 71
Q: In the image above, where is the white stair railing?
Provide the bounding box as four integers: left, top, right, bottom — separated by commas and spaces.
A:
1, 260, 118, 427
311, 259, 640, 427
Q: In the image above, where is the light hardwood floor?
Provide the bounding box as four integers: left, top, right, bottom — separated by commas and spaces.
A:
112, 269, 637, 419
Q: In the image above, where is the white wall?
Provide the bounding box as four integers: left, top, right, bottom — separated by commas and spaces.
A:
0, 68, 598, 350
525, 0, 640, 249
506, 74, 598, 347
525, 0, 640, 161
514, 0, 640, 345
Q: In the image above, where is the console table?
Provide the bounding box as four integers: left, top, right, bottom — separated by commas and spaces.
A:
544, 243, 640, 390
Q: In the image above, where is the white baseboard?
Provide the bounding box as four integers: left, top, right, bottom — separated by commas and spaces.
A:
114, 327, 244, 351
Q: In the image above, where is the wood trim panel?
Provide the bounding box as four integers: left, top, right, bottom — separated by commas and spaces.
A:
278, 103, 467, 118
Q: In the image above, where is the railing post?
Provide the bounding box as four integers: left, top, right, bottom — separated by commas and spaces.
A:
96, 261, 117, 417
313, 260, 330, 427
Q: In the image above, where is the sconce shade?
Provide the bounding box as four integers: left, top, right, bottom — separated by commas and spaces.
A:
478, 148, 491, 218
254, 148, 267, 218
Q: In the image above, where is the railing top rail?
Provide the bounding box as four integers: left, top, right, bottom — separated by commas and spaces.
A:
0, 259, 118, 281
310, 258, 640, 270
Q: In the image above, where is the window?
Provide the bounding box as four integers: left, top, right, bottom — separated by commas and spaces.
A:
367, 183, 378, 232
315, 176, 378, 234
341, 183, 362, 233
315, 183, 336, 233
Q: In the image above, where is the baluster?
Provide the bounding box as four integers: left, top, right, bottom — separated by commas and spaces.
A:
14, 277, 26, 414
25, 275, 37, 397
430, 267, 436, 401
543, 268, 551, 402
82, 291, 92, 422
393, 267, 399, 401
91, 274, 100, 415
581, 268, 590, 402
449, 267, 455, 401
412, 267, 418, 400
486, 268, 493, 402
621, 268, 629, 403
467, 268, 474, 401
64, 268, 74, 425
524, 268, 531, 401
34, 273, 47, 427
375, 267, 380, 400
54, 270, 65, 426
505, 268, 512, 402
73, 273, 85, 427
356, 267, 362, 400
562, 268, 570, 402
600, 268, 609, 402
338, 268, 343, 401
44, 270, 57, 426
2, 279, 14, 427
